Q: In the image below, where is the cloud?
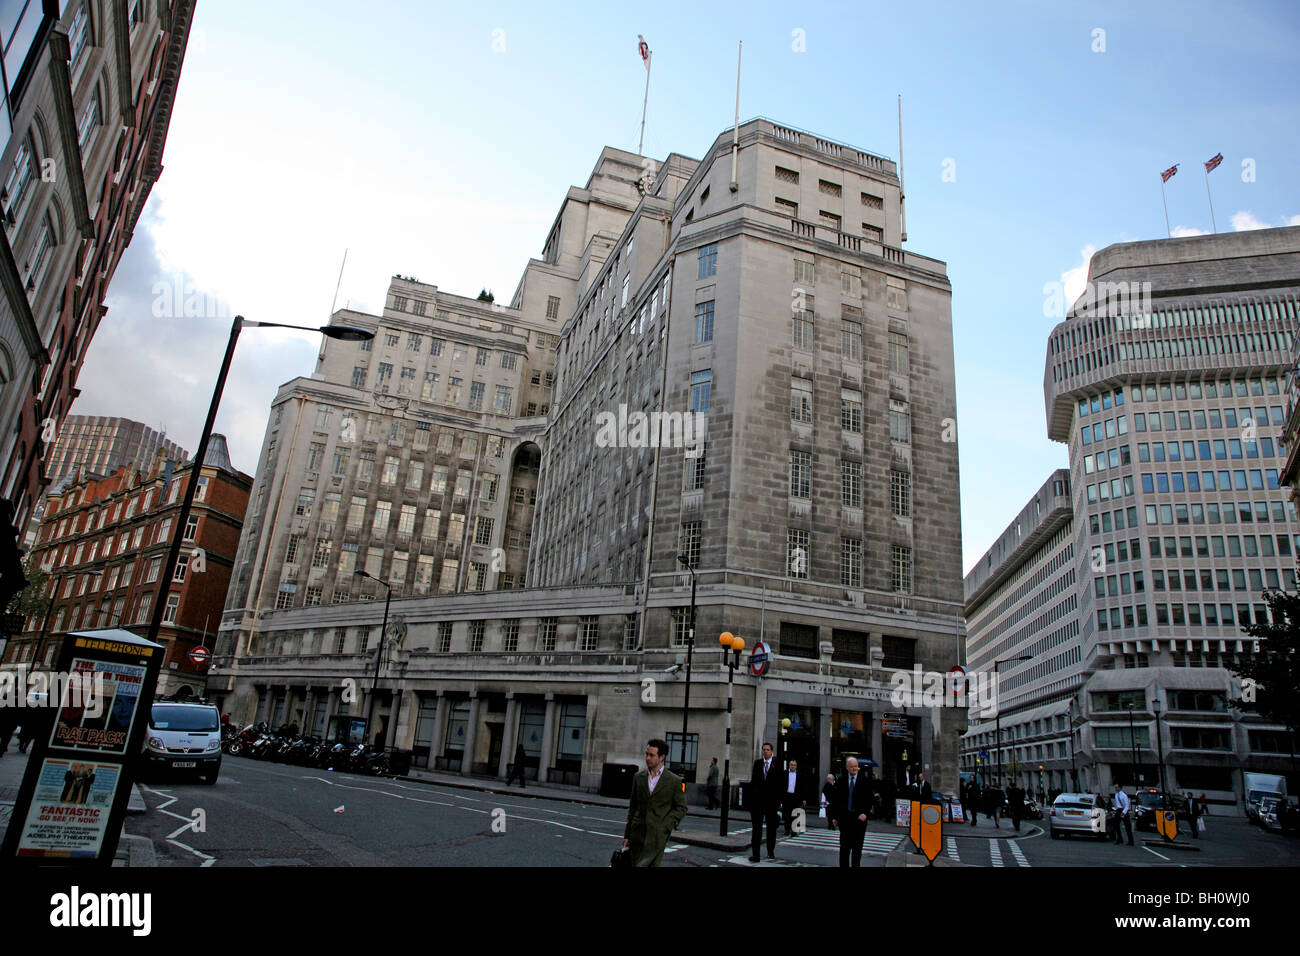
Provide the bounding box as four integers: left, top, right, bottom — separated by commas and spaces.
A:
1171, 226, 1209, 237
1230, 211, 1300, 231
1061, 244, 1096, 310
70, 199, 317, 477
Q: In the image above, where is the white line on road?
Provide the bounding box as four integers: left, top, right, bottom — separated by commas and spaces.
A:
1008, 840, 1030, 867
139, 786, 218, 866
989, 840, 1003, 867
946, 837, 959, 861
1143, 845, 1171, 861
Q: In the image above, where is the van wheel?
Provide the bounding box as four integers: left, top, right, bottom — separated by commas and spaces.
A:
1050, 828, 1061, 840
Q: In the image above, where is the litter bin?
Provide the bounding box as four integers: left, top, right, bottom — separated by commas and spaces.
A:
600, 762, 639, 799
388, 749, 412, 776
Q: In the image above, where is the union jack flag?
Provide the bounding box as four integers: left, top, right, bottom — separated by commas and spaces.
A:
1204, 153, 1223, 174
1160, 164, 1179, 183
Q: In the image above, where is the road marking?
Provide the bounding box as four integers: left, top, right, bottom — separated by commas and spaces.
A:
1143, 845, 1171, 861
946, 837, 959, 861
1007, 840, 1030, 867
989, 840, 1003, 867
781, 828, 903, 855
663, 844, 688, 854
139, 786, 217, 866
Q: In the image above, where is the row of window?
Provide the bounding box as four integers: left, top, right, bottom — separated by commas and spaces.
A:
1133, 405, 1284, 432
1075, 376, 1285, 420
1095, 561, 1291, 599
1096, 599, 1274, 632
1141, 469, 1280, 493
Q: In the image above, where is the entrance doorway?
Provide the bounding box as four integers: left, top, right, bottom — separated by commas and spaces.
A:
486, 722, 504, 775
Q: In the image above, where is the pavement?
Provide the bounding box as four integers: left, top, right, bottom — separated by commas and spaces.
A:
0, 740, 149, 866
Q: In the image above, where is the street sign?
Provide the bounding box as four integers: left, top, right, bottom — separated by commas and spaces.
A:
1157, 809, 1178, 841
749, 641, 770, 678
188, 646, 211, 665
946, 665, 968, 700
979, 748, 990, 761
919, 802, 943, 862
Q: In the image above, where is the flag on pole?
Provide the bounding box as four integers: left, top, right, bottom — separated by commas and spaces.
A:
1204, 153, 1223, 174
638, 35, 651, 69
1160, 164, 1179, 183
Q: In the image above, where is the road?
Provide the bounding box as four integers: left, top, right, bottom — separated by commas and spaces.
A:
127, 760, 1300, 867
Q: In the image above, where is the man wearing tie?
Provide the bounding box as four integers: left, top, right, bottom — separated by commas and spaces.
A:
831, 756, 872, 867
781, 759, 808, 835
748, 742, 782, 862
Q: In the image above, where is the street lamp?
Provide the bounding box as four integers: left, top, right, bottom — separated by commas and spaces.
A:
1068, 698, 1079, 791
993, 655, 1031, 785
30, 568, 100, 674
144, 316, 373, 665
354, 569, 393, 749
676, 552, 697, 781
1127, 702, 1139, 787
1152, 697, 1168, 798
718, 630, 745, 836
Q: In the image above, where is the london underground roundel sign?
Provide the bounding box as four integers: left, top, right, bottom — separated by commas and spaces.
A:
188, 646, 211, 665
749, 642, 771, 677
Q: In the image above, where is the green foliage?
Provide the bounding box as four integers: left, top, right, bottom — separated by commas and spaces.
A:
1231, 588, 1300, 734
476, 288, 494, 302
6, 553, 49, 623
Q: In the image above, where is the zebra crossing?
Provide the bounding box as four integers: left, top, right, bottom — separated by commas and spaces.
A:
945, 837, 960, 861
782, 828, 905, 855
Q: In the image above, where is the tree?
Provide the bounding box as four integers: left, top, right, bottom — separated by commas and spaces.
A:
6, 553, 50, 625
476, 288, 494, 303
1231, 589, 1300, 743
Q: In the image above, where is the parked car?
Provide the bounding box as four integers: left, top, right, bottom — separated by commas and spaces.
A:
1048, 792, 1107, 840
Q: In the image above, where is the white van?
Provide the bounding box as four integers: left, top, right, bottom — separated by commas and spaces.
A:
1243, 772, 1286, 820
142, 701, 222, 784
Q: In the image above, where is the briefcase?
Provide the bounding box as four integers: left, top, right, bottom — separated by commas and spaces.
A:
610, 846, 634, 869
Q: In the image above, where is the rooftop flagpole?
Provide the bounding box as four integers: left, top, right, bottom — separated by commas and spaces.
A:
1160, 164, 1179, 238
729, 40, 741, 192
637, 35, 652, 156
1203, 153, 1223, 233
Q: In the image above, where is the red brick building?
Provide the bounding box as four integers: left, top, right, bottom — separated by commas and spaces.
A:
5, 433, 249, 696
0, 2, 197, 611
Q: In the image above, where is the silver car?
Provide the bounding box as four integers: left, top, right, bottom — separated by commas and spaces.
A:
1049, 792, 1108, 840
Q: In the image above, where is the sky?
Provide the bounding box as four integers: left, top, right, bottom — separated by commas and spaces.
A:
72, 0, 1300, 575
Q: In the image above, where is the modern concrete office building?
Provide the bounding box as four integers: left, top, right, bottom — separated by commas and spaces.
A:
212, 119, 967, 796
40, 413, 185, 488
962, 470, 1080, 796
973, 226, 1300, 807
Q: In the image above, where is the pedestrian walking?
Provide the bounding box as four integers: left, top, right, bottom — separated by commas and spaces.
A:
967, 778, 981, 826
506, 743, 527, 788
821, 773, 837, 828
917, 769, 934, 803
705, 757, 720, 810
1198, 793, 1209, 817
1185, 792, 1199, 840
781, 759, 807, 835
1111, 783, 1134, 846
985, 781, 1003, 828
748, 742, 783, 862
1007, 780, 1024, 832
622, 738, 688, 867
830, 756, 872, 867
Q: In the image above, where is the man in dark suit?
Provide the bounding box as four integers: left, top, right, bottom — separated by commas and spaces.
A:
830, 756, 873, 867
623, 737, 688, 867
781, 758, 808, 835
748, 742, 782, 862
917, 769, 934, 803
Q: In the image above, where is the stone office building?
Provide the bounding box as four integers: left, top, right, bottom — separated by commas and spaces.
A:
212, 119, 967, 794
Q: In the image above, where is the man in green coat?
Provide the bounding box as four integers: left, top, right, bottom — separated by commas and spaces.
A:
623, 737, 688, 867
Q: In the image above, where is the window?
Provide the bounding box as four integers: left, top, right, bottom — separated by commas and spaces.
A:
468, 381, 485, 410
841, 271, 861, 297
447, 377, 464, 404
888, 332, 910, 374
792, 302, 815, 349
891, 545, 913, 593
312, 538, 332, 568
377, 362, 393, 385
794, 259, 814, 286
790, 451, 811, 498
430, 465, 449, 495
684, 442, 707, 491
539, 618, 558, 651
787, 529, 809, 579
841, 460, 863, 507
890, 401, 911, 443
161, 594, 180, 625
398, 504, 416, 535
694, 300, 714, 343
372, 500, 392, 534
819, 210, 841, 231
145, 556, 162, 582
840, 320, 863, 361
546, 295, 561, 319
780, 622, 818, 659
69, 4, 92, 70
306, 442, 325, 471
493, 385, 513, 413
381, 456, 399, 484
398, 366, 416, 393
295, 488, 314, 516
697, 243, 717, 278
474, 516, 494, 546
579, 616, 599, 651
430, 338, 445, 356
173, 554, 189, 583
77, 83, 102, 152
790, 377, 813, 423
690, 370, 711, 413
679, 520, 701, 567
891, 470, 912, 517
841, 538, 863, 587
841, 393, 863, 433
183, 516, 198, 541
475, 348, 489, 367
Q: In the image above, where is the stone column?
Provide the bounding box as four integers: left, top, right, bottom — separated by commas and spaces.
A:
301, 686, 314, 733
538, 694, 557, 784
818, 705, 832, 780
870, 711, 883, 771
430, 692, 447, 769
255, 684, 271, 724
497, 693, 519, 778
461, 693, 481, 776
321, 687, 338, 739
393, 689, 417, 750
